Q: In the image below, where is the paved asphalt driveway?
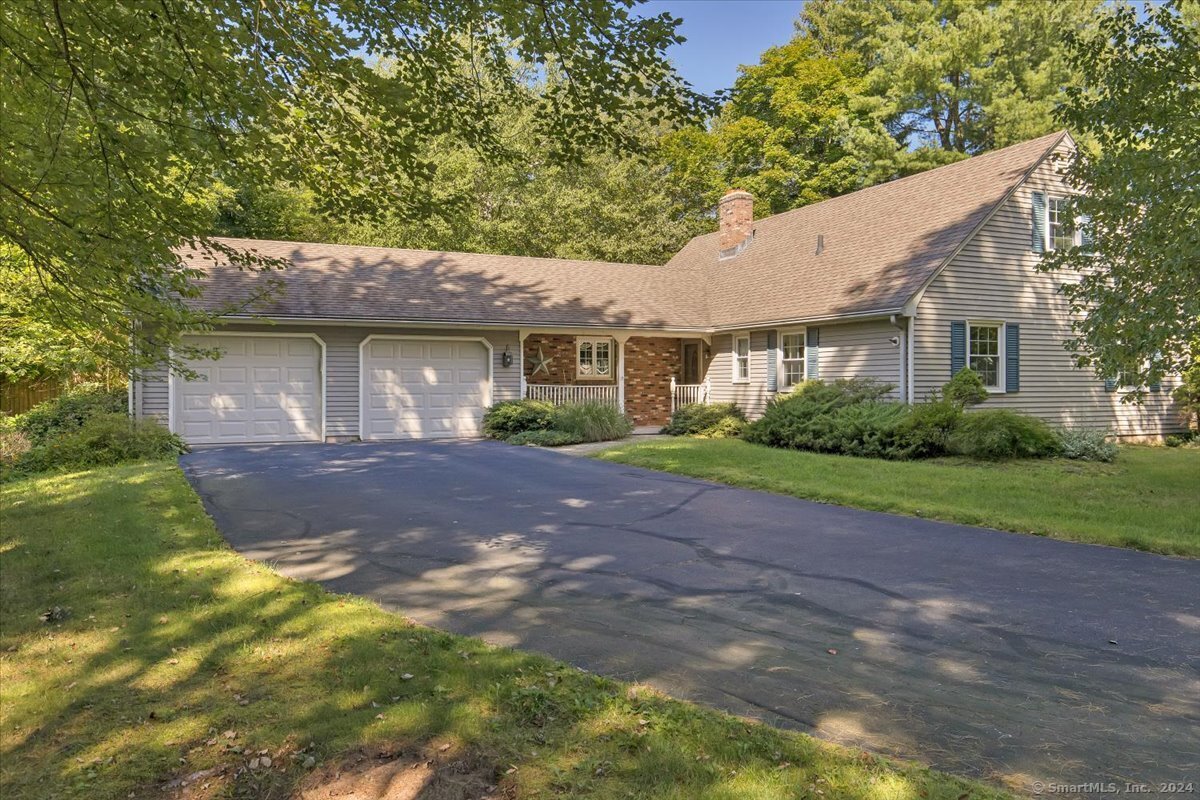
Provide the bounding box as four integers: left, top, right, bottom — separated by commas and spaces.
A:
182, 440, 1200, 793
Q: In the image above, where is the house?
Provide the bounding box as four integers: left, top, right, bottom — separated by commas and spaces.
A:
133, 131, 1187, 445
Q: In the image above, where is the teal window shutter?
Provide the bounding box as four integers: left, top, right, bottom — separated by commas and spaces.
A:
806, 327, 819, 379
1005, 323, 1020, 392
1149, 378, 1161, 393
766, 330, 778, 392
950, 321, 966, 376
1104, 378, 1117, 393
1031, 191, 1046, 253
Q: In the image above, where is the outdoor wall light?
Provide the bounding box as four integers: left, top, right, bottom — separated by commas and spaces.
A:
501, 346, 514, 368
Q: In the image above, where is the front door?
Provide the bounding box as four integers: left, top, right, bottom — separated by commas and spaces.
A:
682, 342, 701, 384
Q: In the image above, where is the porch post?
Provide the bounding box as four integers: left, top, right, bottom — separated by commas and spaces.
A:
615, 334, 629, 413
670, 376, 676, 414
518, 329, 527, 400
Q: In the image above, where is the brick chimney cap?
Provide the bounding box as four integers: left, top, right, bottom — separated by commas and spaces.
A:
722, 188, 752, 197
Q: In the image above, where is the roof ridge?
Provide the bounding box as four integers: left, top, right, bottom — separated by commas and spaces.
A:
741, 130, 1069, 232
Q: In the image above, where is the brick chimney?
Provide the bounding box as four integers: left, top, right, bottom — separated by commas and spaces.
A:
718, 189, 754, 253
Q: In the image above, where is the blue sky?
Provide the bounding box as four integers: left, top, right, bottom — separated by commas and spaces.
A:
639, 0, 805, 95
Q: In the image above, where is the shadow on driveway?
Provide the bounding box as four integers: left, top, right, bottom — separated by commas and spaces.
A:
182, 440, 1200, 793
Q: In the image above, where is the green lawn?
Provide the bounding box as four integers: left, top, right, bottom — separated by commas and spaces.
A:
0, 463, 1006, 800
597, 440, 1200, 557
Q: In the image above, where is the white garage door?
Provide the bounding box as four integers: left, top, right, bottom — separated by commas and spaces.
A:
174, 335, 322, 445
362, 338, 490, 440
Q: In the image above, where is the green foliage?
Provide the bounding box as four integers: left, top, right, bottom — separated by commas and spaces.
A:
1, 1, 707, 373
1056, 428, 1118, 462
943, 368, 990, 408
663, 402, 747, 438
743, 379, 910, 458
482, 400, 556, 439
13, 413, 186, 475
15, 387, 126, 447
1040, 1, 1199, 387
660, 37, 894, 218
505, 429, 585, 448
947, 410, 1061, 460
548, 402, 633, 444
1172, 339, 1200, 430
1165, 431, 1198, 448
483, 399, 630, 445
799, 0, 1100, 158
895, 399, 962, 459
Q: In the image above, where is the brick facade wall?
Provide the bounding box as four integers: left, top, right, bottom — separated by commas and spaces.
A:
624, 336, 680, 427
523, 334, 684, 428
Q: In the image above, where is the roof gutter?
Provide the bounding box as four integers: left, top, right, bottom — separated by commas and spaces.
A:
709, 306, 905, 332
214, 313, 714, 335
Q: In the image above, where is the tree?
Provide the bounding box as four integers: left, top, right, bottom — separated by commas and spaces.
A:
799, 0, 1103, 172
660, 36, 894, 222
0, 1, 707, 375
1040, 1, 1199, 391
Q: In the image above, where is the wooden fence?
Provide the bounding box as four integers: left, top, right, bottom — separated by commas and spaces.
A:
0, 378, 68, 416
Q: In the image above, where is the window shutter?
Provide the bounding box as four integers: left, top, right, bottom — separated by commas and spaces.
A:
766, 330, 778, 392
1005, 323, 1020, 393
1078, 213, 1094, 253
1104, 378, 1117, 393
950, 321, 967, 376
1031, 191, 1046, 253
1149, 379, 1162, 393
806, 327, 819, 380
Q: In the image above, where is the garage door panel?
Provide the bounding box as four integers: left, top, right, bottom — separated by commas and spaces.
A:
363, 338, 489, 440
174, 335, 321, 445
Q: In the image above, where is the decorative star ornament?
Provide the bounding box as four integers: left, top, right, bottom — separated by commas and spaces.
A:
529, 346, 553, 377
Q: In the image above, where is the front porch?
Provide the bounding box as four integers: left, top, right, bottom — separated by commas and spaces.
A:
519, 333, 710, 427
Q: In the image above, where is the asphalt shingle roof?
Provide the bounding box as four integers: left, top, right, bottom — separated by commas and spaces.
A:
187, 131, 1066, 330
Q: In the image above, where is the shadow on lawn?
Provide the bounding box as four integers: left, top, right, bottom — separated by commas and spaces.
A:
0, 463, 991, 800
177, 441, 1200, 796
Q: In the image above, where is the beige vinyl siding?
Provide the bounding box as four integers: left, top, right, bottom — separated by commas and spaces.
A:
137, 323, 521, 440
138, 366, 170, 422
816, 320, 902, 398
706, 331, 772, 417
705, 319, 903, 417
913, 142, 1186, 436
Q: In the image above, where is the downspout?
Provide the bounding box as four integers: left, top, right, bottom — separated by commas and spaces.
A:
907, 316, 916, 404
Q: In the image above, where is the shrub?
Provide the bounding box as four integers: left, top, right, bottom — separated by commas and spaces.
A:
1, 429, 31, 468
943, 367, 989, 408
548, 402, 633, 443
17, 387, 126, 446
743, 379, 898, 452
1057, 428, 1118, 462
505, 429, 584, 447
947, 410, 1061, 459
894, 399, 961, 458
15, 413, 187, 474
821, 401, 911, 459
663, 402, 746, 438
1164, 431, 1197, 448
482, 399, 555, 439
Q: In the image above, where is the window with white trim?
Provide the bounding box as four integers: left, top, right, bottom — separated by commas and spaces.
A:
1048, 197, 1076, 251
780, 331, 805, 388
576, 337, 612, 379
732, 334, 750, 382
968, 323, 1003, 390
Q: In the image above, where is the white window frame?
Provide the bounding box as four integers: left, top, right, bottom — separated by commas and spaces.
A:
732, 333, 751, 383
1045, 195, 1083, 252
777, 328, 807, 389
967, 320, 1006, 393
575, 336, 614, 381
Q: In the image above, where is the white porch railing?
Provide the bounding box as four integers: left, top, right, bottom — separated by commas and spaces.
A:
525, 383, 620, 407
671, 378, 710, 412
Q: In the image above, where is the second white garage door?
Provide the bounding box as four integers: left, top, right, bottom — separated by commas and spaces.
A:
361, 337, 491, 440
